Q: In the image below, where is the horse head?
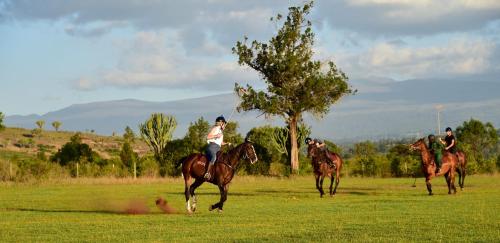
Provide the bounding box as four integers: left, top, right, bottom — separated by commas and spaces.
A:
410, 138, 426, 151
242, 139, 258, 164
307, 143, 317, 158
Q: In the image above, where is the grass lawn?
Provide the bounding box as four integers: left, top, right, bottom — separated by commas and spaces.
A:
0, 175, 499, 242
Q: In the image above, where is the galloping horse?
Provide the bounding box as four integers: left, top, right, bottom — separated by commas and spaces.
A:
178, 140, 258, 213
410, 139, 457, 195
307, 144, 343, 197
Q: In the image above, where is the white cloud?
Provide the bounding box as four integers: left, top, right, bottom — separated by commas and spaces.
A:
320, 0, 500, 36
74, 78, 95, 91
333, 38, 496, 80
73, 31, 259, 90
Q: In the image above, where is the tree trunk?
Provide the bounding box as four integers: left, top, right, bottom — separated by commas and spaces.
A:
289, 116, 299, 174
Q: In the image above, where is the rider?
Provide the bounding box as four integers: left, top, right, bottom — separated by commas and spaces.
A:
428, 134, 444, 173
439, 127, 457, 154
305, 137, 335, 169
204, 115, 228, 180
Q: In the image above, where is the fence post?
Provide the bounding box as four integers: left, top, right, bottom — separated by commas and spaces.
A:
9, 160, 12, 180
76, 162, 79, 178
133, 161, 137, 179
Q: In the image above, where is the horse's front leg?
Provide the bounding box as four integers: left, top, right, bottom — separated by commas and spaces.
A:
315, 174, 321, 196
210, 184, 228, 212
426, 178, 433, 196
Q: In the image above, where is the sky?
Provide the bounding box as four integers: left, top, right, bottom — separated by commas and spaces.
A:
1, 0, 499, 116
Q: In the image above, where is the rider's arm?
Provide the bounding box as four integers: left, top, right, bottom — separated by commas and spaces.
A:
207, 126, 221, 140
438, 137, 446, 145
445, 139, 455, 150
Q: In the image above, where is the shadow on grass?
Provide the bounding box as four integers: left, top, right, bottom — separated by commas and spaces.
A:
5, 207, 166, 215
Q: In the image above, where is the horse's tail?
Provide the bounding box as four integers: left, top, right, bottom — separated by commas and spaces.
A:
456, 151, 466, 166
175, 156, 190, 168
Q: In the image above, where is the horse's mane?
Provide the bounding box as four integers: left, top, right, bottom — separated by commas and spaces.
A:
217, 142, 247, 162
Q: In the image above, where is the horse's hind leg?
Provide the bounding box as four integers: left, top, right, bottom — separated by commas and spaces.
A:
319, 175, 325, 198
332, 170, 340, 196
329, 174, 334, 196
457, 168, 463, 190
450, 168, 457, 194
460, 166, 466, 190
188, 179, 204, 213
184, 177, 192, 213
444, 173, 451, 194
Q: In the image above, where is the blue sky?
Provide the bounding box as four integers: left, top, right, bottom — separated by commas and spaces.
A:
1, 0, 499, 115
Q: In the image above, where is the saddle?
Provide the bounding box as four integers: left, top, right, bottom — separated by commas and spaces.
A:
200, 152, 233, 170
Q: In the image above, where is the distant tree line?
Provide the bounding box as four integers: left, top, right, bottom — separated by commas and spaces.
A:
1, 108, 499, 181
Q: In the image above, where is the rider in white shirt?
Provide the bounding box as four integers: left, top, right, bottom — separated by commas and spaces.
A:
204, 116, 228, 180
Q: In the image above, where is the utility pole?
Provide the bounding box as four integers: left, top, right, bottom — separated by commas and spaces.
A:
435, 104, 444, 135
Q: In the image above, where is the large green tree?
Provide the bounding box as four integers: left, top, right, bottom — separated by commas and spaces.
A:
232, 1, 353, 173
120, 141, 138, 176
183, 117, 210, 153
221, 121, 244, 148
139, 113, 177, 177
456, 119, 498, 161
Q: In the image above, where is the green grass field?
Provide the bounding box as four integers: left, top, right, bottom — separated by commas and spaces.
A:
1, 175, 499, 242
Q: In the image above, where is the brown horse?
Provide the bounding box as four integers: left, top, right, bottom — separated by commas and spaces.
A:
410, 138, 457, 195
178, 140, 258, 213
307, 144, 343, 197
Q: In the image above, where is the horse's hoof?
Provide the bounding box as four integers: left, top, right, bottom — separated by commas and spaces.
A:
209, 205, 214, 211
217, 209, 223, 213
429, 193, 433, 196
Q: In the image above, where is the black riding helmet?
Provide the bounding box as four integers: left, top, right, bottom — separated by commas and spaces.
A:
305, 137, 312, 144
215, 115, 226, 123
445, 127, 452, 132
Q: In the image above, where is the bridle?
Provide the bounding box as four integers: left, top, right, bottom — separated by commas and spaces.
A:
243, 143, 258, 164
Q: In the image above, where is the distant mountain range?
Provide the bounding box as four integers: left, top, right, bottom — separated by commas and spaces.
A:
6, 77, 500, 142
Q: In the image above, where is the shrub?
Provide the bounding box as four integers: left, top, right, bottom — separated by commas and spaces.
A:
269, 162, 287, 177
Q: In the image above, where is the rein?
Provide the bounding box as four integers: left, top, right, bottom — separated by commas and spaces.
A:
216, 143, 246, 171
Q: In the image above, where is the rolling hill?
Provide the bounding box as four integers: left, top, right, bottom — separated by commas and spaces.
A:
5, 77, 500, 142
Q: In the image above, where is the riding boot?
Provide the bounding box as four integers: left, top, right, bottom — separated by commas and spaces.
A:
204, 163, 214, 180
328, 159, 336, 170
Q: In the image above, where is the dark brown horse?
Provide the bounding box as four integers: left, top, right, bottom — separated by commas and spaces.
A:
307, 144, 343, 197
410, 138, 457, 195
178, 140, 258, 213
